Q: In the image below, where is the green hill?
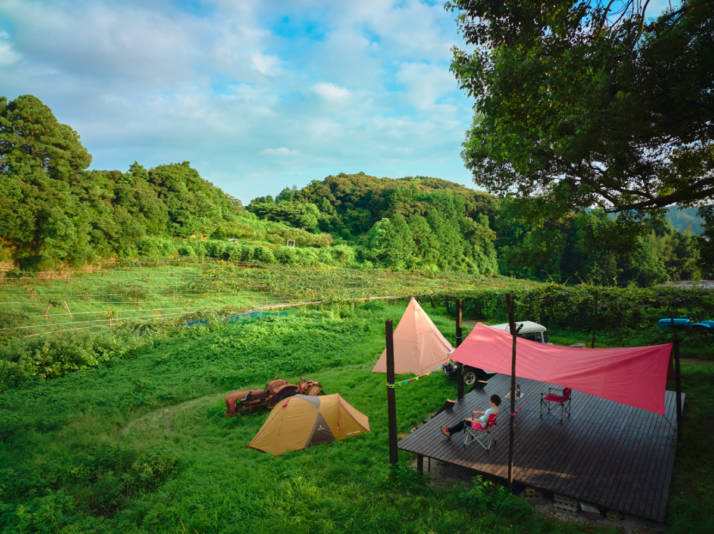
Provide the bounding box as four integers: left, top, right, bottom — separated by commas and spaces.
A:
0, 95, 330, 269
248, 173, 500, 275
2, 94, 711, 283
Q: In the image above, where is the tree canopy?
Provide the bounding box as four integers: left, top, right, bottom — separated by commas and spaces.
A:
448, 0, 714, 212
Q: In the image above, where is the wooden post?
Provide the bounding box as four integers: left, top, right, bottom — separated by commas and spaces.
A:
590, 291, 598, 348
457, 363, 465, 401
671, 318, 682, 441
456, 298, 465, 400
417, 454, 424, 475
506, 294, 522, 489
456, 298, 463, 346
385, 320, 398, 466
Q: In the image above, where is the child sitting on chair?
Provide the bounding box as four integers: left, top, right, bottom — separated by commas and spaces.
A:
441, 394, 501, 438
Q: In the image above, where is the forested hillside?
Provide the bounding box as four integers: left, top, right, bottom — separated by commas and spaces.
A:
250, 174, 499, 275
249, 175, 711, 285
0, 95, 330, 269
2, 94, 712, 284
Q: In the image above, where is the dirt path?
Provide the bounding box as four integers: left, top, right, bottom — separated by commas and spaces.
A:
122, 392, 225, 436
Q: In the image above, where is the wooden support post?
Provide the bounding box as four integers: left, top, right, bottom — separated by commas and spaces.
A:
386, 320, 398, 466
456, 298, 465, 400
506, 294, 521, 490
457, 362, 465, 401
671, 319, 682, 441
590, 291, 598, 348
456, 298, 463, 346
63, 300, 73, 319
417, 454, 423, 475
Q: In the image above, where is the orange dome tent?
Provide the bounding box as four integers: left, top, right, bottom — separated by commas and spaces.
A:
248, 394, 370, 456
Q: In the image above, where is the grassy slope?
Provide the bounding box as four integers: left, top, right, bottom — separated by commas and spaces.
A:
1, 302, 618, 534
1, 265, 712, 532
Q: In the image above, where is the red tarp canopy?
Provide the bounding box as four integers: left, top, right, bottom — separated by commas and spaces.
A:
451, 323, 673, 415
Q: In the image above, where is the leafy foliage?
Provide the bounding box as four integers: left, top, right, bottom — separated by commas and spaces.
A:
461, 284, 714, 356
0, 95, 333, 270
249, 174, 500, 275
1, 95, 709, 284
494, 201, 704, 285
448, 0, 714, 212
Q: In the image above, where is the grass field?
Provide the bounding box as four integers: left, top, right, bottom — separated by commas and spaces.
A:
1, 301, 618, 534
1, 263, 712, 532
0, 259, 540, 340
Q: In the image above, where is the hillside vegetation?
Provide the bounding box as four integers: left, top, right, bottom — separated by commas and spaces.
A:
250, 174, 710, 284
2, 94, 713, 284
0, 95, 330, 270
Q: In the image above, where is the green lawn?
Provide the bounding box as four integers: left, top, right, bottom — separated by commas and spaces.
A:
1, 301, 622, 534
1, 265, 712, 533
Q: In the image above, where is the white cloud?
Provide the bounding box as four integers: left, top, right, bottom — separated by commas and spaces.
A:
313, 82, 351, 102
261, 147, 299, 156
396, 61, 458, 110
0, 31, 19, 66
0, 1, 202, 85
251, 52, 281, 76
0, 0, 477, 202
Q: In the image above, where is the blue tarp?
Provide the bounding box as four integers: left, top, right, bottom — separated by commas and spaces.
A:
184, 310, 288, 327
658, 317, 714, 334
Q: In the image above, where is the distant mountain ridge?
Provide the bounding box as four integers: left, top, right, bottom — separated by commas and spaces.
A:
665, 206, 704, 235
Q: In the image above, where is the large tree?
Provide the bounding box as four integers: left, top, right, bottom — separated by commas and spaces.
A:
0, 95, 93, 266
448, 0, 714, 212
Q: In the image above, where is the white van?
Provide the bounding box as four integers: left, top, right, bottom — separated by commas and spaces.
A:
488, 320, 548, 344
445, 320, 548, 385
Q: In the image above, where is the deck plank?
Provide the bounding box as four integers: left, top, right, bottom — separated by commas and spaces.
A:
398, 374, 681, 523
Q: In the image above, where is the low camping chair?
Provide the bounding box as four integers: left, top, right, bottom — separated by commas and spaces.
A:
463, 412, 498, 451
540, 386, 572, 423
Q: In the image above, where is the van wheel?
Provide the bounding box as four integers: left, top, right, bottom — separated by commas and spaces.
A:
463, 370, 476, 386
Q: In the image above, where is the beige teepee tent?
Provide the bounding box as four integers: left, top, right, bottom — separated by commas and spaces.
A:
372, 297, 454, 375
248, 394, 370, 456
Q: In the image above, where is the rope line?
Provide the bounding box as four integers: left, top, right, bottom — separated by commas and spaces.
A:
22, 311, 196, 338
0, 307, 204, 330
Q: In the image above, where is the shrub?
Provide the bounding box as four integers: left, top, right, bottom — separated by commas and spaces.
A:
240, 245, 255, 262
177, 244, 196, 257
204, 240, 228, 259
137, 237, 175, 258
274, 246, 296, 265
252, 246, 275, 264
225, 243, 242, 261
460, 285, 714, 334
188, 239, 208, 257
330, 244, 356, 266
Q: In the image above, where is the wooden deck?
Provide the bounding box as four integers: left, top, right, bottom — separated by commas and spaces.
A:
398, 374, 683, 522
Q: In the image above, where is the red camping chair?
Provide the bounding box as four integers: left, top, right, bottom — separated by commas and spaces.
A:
463, 412, 498, 451
540, 386, 572, 423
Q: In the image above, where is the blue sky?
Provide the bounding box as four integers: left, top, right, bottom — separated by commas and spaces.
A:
0, 0, 476, 203
0, 0, 677, 204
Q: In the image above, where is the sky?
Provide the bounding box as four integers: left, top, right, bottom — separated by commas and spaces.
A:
0, 0, 478, 203
0, 0, 678, 204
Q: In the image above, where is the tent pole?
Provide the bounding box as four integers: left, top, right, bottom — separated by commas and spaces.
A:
506, 294, 520, 490
456, 298, 464, 400
385, 320, 398, 465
